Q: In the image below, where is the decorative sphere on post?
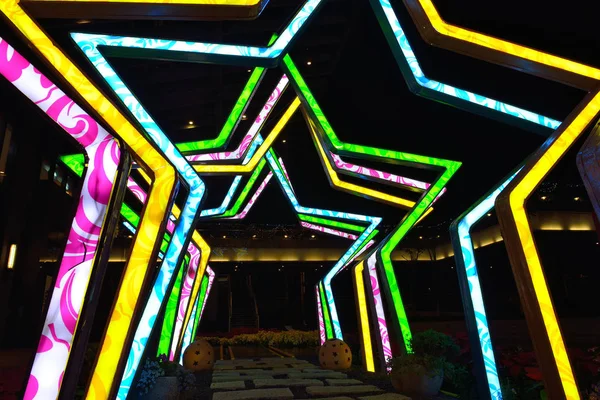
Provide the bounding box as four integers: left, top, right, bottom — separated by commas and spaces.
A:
182, 339, 215, 371
319, 339, 352, 370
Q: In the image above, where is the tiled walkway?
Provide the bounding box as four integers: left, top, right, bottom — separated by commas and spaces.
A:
209, 358, 410, 400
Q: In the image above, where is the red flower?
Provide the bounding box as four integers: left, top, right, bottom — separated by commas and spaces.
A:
525, 367, 543, 381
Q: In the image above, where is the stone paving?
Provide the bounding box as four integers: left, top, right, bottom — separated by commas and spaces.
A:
209, 357, 411, 400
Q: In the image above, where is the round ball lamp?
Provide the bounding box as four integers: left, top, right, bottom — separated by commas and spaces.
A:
182, 339, 215, 371
318, 339, 352, 370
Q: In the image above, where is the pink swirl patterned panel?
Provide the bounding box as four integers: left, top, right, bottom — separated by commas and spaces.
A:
0, 38, 121, 400
367, 254, 393, 364
126, 177, 147, 204
200, 266, 215, 316
169, 243, 201, 360
316, 286, 326, 345
187, 76, 289, 162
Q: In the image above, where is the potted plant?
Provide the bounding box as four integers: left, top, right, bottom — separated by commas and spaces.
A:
388, 330, 467, 397
136, 355, 196, 399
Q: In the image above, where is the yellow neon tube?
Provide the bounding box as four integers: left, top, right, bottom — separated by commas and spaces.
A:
193, 98, 300, 174
0, 4, 181, 399
175, 233, 209, 354
354, 262, 375, 372
307, 116, 416, 209
417, 0, 600, 81
507, 92, 600, 398
137, 171, 211, 356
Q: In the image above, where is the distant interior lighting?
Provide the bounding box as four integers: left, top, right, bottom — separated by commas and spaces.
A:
540, 196, 547, 200
127, 235, 133, 239
490, 266, 493, 269
76, 19, 91, 24
284, 235, 288, 238
419, 236, 423, 239
311, 235, 316, 238
241, 115, 247, 120
188, 120, 194, 125
487, 213, 492, 217
247, 69, 251, 72
574, 197, 581, 201
306, 61, 312, 65
252, 234, 257, 238
222, 235, 227, 239
282, 140, 286, 143
7, 244, 16, 269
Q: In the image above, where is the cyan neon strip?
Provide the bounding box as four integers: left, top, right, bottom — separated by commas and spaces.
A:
71, 0, 321, 64
370, 0, 560, 130
450, 170, 520, 400
72, 35, 206, 400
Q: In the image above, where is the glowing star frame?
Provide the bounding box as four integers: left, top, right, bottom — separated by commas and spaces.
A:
449, 167, 522, 400
282, 55, 461, 351
0, 4, 185, 400
76, 22, 457, 345
22, 0, 269, 21
68, 0, 560, 376
399, 0, 600, 396
77, 29, 395, 349
74, 32, 209, 400
0, 37, 127, 400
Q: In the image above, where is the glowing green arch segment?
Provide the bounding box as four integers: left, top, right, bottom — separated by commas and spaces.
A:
157, 255, 189, 357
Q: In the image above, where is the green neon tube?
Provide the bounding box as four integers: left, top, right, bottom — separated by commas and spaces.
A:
190, 275, 209, 340
157, 255, 189, 356
319, 282, 333, 340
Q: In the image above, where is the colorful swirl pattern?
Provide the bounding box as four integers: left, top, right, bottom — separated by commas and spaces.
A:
0, 37, 120, 400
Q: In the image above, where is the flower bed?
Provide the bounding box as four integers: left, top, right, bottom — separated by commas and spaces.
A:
201, 330, 319, 348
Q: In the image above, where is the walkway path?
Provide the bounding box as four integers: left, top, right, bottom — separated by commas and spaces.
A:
209, 357, 411, 400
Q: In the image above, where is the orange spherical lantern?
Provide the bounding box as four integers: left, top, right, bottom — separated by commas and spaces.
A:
319, 339, 352, 370
182, 339, 214, 371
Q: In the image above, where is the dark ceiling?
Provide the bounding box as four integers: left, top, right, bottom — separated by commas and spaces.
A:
10, 0, 600, 240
